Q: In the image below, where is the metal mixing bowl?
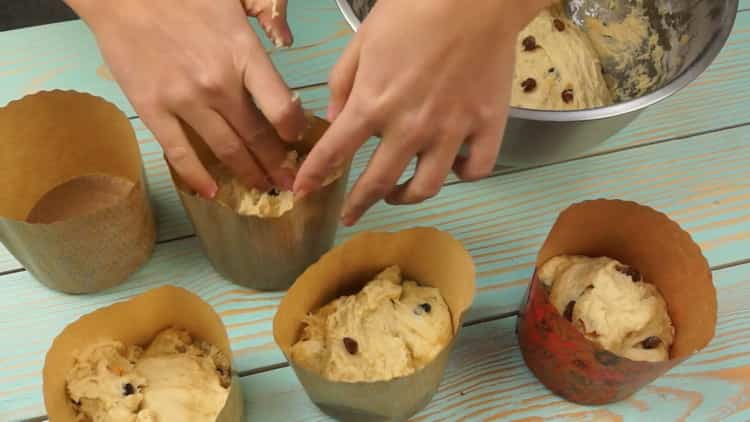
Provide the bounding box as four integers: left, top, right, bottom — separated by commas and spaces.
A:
335, 0, 738, 165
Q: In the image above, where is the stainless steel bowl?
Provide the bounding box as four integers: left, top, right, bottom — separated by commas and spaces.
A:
335, 0, 738, 165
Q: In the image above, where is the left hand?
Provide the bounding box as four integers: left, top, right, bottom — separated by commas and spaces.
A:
294, 0, 546, 226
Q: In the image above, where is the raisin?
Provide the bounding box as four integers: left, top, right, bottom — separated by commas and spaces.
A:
616, 265, 642, 282
522, 36, 538, 51
419, 303, 432, 313
553, 18, 566, 31
563, 301, 575, 321
343, 337, 358, 355
641, 336, 662, 349
521, 78, 537, 93
548, 67, 555, 73
268, 188, 280, 196
123, 383, 135, 396
561, 89, 574, 104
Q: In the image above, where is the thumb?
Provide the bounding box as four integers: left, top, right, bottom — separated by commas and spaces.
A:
244, 0, 293, 47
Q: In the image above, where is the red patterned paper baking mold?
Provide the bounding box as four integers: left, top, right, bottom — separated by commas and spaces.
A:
516, 271, 682, 405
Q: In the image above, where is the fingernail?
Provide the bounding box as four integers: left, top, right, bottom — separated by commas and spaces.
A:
341, 213, 356, 227
205, 184, 218, 199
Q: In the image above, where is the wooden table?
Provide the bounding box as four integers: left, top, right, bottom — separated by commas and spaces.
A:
2, 2, 750, 421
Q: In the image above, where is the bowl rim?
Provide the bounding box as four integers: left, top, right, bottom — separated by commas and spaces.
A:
334, 0, 739, 122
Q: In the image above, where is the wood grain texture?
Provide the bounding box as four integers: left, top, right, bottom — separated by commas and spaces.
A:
2, 5, 750, 422
5, 9, 750, 274
4, 126, 750, 420
242, 263, 750, 422
0, 0, 350, 115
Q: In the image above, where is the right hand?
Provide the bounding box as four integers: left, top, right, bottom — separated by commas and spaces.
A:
69, 0, 307, 197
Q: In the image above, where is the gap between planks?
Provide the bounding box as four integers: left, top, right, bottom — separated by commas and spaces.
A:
11, 9, 750, 422
6, 118, 750, 279
231, 252, 750, 379
18, 255, 750, 422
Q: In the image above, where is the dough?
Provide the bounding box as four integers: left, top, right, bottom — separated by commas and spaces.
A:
582, 7, 668, 101
212, 151, 298, 218
289, 266, 453, 382
511, 6, 613, 110
66, 328, 231, 422
212, 150, 343, 218
538, 255, 674, 362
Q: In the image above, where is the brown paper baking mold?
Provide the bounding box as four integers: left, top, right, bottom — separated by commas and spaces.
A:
168, 114, 350, 291
516, 199, 717, 405
43, 285, 244, 421
0, 90, 156, 294
273, 227, 476, 421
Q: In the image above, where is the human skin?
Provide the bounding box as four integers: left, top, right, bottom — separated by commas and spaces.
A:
64, 0, 551, 224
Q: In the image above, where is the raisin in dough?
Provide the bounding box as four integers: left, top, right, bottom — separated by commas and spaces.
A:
212, 151, 299, 218
289, 266, 453, 382
66, 328, 231, 422
538, 255, 674, 362
212, 150, 344, 218
511, 5, 613, 110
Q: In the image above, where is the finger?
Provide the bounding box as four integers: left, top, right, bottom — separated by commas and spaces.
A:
452, 121, 505, 182
341, 131, 419, 226
242, 35, 307, 142
252, 0, 293, 47
219, 93, 296, 190
181, 107, 271, 191
147, 113, 218, 198
387, 129, 465, 205
294, 106, 372, 199
327, 35, 362, 121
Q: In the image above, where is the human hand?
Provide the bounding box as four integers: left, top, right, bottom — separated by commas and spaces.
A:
67, 0, 307, 197
294, 0, 549, 225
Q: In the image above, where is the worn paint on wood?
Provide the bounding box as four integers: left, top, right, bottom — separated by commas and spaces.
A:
242, 263, 750, 421
4, 126, 750, 420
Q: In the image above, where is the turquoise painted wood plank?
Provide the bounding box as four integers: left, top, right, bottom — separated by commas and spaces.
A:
19, 264, 750, 420
0, 0, 748, 275
3, 14, 750, 272
4, 126, 750, 420
343, 125, 750, 318
241, 263, 750, 421
0, 0, 350, 115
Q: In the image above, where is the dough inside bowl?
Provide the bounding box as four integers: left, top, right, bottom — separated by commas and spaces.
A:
350, 0, 711, 110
